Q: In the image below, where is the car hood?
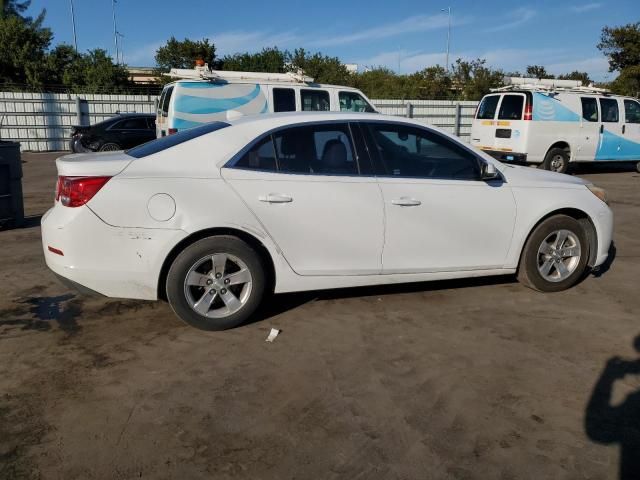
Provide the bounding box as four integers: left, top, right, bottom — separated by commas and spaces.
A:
499, 164, 589, 188
56, 151, 134, 177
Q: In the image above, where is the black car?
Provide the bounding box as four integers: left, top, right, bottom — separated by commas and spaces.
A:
70, 113, 156, 153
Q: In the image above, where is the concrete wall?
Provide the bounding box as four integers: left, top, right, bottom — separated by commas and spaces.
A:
0, 91, 478, 151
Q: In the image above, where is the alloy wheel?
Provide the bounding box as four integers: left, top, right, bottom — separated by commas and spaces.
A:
536, 229, 582, 282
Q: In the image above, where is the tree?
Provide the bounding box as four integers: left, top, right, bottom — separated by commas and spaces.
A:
598, 22, 640, 72
220, 47, 287, 73
155, 36, 216, 71
610, 65, 640, 97
451, 58, 504, 100
1, 0, 31, 19
557, 71, 591, 85
410, 65, 451, 99
526, 65, 553, 79
63, 49, 132, 93
0, 11, 52, 87
286, 48, 352, 85
44, 43, 80, 85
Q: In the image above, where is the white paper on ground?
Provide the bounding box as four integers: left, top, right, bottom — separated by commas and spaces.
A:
265, 328, 280, 343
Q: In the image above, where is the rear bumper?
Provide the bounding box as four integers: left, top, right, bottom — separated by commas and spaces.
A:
41, 205, 188, 300
482, 149, 528, 165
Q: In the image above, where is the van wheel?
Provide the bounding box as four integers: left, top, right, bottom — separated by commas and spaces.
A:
517, 215, 589, 292
542, 148, 569, 174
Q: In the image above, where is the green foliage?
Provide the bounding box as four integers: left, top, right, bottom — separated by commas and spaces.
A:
155, 36, 216, 71
62, 49, 132, 93
610, 65, 640, 97
1, 0, 31, 19
526, 65, 553, 79
557, 71, 592, 85
451, 59, 504, 100
287, 48, 352, 85
598, 22, 640, 72
0, 10, 51, 87
220, 47, 287, 73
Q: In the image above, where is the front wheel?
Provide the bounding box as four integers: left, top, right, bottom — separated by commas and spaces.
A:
517, 215, 589, 292
166, 236, 266, 330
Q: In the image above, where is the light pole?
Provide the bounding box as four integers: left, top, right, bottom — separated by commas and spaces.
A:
112, 0, 119, 63
69, 0, 78, 52
441, 6, 451, 72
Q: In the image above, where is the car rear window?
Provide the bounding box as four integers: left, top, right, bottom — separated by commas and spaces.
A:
477, 95, 499, 119
498, 94, 524, 120
126, 122, 230, 158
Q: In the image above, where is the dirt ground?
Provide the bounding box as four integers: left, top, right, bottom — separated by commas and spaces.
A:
1, 152, 639, 480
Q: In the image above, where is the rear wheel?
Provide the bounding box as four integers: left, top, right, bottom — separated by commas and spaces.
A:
99, 142, 121, 152
166, 236, 266, 330
542, 148, 569, 174
517, 215, 589, 292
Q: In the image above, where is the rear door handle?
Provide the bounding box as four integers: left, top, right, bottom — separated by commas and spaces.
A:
391, 197, 421, 207
259, 193, 293, 203
622, 124, 626, 134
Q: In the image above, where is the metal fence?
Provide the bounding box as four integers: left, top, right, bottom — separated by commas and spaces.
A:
0, 91, 478, 151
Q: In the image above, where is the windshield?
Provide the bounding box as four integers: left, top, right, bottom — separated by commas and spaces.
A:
126, 122, 230, 158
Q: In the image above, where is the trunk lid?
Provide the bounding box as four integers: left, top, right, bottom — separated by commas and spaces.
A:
55, 151, 134, 177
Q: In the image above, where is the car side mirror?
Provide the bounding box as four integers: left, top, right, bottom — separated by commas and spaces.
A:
481, 162, 499, 180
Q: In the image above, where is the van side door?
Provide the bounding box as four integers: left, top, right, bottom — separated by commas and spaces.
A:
596, 97, 624, 160
576, 97, 600, 161
622, 98, 640, 160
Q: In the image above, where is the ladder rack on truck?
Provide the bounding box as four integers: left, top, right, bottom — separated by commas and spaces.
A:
165, 64, 315, 84
491, 76, 610, 95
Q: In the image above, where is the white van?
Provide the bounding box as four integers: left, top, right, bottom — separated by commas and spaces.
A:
155, 65, 377, 137
470, 77, 640, 173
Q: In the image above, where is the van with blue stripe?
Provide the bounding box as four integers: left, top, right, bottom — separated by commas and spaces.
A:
156, 65, 377, 138
471, 77, 640, 173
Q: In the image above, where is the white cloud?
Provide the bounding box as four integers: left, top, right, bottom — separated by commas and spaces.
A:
569, 3, 602, 13
309, 13, 469, 47
484, 7, 536, 32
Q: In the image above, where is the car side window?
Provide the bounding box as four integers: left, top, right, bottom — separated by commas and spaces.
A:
581, 98, 599, 122
498, 94, 524, 120
365, 123, 480, 180
624, 99, 640, 124
301, 90, 330, 111
111, 118, 149, 130
273, 123, 357, 175
476, 95, 500, 120
146, 117, 156, 129
273, 88, 296, 112
339, 91, 375, 112
235, 136, 278, 171
599, 98, 619, 123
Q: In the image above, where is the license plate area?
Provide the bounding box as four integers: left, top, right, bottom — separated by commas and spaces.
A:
495, 129, 512, 138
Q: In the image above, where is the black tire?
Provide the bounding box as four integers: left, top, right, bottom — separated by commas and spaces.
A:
99, 142, 121, 152
636, 161, 640, 173
517, 215, 589, 292
166, 236, 266, 331
542, 147, 570, 174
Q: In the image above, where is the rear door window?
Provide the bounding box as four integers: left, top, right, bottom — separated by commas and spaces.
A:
111, 117, 150, 130
599, 98, 619, 123
497, 94, 524, 120
581, 98, 599, 122
301, 89, 330, 111
235, 136, 278, 171
477, 95, 500, 120
624, 99, 640, 124
273, 88, 296, 112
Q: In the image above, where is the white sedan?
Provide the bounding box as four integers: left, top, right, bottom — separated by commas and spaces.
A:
42, 112, 613, 330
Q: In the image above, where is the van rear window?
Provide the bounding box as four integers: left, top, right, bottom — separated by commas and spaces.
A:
477, 95, 499, 119
126, 122, 230, 158
498, 95, 524, 120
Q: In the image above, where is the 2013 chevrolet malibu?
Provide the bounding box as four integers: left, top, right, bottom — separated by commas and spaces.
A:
41, 112, 613, 330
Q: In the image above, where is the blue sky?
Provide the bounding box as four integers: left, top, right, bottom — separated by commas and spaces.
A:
31, 0, 639, 80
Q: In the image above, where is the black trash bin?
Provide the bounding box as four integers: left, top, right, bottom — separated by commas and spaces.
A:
0, 141, 24, 228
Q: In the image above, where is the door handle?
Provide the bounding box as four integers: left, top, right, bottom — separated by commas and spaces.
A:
622, 124, 626, 134
391, 197, 421, 207
600, 124, 604, 134
259, 193, 293, 203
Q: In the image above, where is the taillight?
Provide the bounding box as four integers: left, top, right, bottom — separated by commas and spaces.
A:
55, 176, 111, 207
168, 128, 177, 135
523, 102, 532, 120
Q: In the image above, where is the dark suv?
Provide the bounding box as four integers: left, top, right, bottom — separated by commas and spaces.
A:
70, 113, 156, 152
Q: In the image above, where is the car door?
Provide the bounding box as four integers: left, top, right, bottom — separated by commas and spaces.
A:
577, 97, 600, 161
361, 121, 516, 273
109, 117, 152, 148
622, 98, 640, 160
596, 97, 624, 160
222, 121, 384, 276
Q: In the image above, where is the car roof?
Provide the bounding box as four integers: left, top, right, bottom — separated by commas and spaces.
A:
226, 111, 397, 126
168, 79, 365, 91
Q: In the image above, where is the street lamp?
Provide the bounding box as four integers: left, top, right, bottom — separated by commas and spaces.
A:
69, 0, 78, 52
441, 7, 451, 72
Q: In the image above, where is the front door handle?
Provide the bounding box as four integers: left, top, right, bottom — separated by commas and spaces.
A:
622, 124, 626, 134
600, 124, 604, 134
391, 197, 421, 207
259, 193, 293, 203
